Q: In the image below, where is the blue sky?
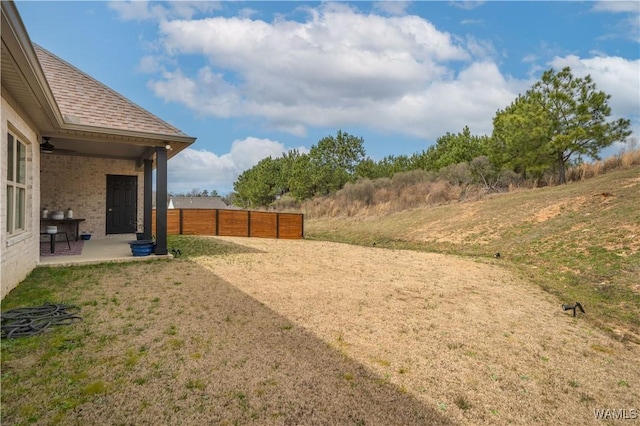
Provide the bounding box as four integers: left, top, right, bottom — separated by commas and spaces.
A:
16, 1, 640, 194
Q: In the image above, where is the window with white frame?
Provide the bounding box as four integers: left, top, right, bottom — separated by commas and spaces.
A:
6, 131, 27, 235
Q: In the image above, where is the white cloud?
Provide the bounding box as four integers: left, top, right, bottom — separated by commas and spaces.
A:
372, 1, 411, 16
109, 1, 222, 21
136, 55, 164, 73
146, 5, 489, 138
168, 138, 308, 193
464, 35, 497, 58
449, 1, 485, 11
619, 14, 640, 43
169, 1, 223, 20
148, 68, 241, 118
592, 1, 640, 43
109, 1, 167, 21
238, 7, 259, 19
378, 61, 528, 138
592, 1, 640, 14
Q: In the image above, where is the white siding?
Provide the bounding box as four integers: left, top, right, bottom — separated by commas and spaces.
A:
1, 93, 41, 300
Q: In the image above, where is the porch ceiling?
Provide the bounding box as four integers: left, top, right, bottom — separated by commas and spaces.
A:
41, 131, 189, 163
41, 135, 151, 161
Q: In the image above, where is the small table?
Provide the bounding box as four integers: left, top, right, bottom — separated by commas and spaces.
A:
41, 232, 71, 253
41, 218, 86, 241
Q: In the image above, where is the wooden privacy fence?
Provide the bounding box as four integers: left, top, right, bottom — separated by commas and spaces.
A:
152, 209, 304, 239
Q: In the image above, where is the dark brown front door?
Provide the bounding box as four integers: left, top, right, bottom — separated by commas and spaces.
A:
106, 175, 137, 234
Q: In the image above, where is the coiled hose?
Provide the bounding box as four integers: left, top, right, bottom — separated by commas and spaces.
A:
1, 302, 82, 339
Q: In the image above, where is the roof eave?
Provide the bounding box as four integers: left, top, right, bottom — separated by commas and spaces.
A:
1, 1, 64, 130
58, 122, 197, 145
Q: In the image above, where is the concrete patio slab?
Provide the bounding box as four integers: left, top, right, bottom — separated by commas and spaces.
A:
38, 235, 172, 267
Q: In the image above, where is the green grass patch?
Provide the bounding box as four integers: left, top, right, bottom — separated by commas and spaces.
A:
83, 381, 107, 396
454, 395, 472, 411
167, 235, 261, 259
186, 379, 206, 391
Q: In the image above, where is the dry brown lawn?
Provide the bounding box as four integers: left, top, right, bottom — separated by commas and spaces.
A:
3, 237, 639, 425
194, 237, 639, 424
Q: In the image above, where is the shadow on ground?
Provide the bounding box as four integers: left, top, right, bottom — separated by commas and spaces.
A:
1, 260, 452, 425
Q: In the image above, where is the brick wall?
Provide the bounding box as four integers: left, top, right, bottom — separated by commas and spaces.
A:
40, 156, 143, 239
1, 93, 41, 299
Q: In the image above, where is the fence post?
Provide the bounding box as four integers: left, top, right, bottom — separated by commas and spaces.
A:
247, 211, 251, 237
215, 209, 219, 236
179, 209, 184, 235
276, 213, 280, 239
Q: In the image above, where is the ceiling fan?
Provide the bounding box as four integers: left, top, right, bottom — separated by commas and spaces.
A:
41, 137, 76, 154
40, 137, 55, 153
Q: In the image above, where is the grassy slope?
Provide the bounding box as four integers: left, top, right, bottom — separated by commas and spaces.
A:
306, 166, 640, 343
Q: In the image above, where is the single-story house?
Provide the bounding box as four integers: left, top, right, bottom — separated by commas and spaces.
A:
168, 196, 229, 210
1, 1, 196, 299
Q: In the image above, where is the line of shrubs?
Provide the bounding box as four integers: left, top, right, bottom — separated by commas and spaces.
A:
273, 149, 640, 218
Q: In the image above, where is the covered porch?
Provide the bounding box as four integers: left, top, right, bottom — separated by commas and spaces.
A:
38, 234, 172, 267
38, 139, 173, 256
32, 44, 195, 259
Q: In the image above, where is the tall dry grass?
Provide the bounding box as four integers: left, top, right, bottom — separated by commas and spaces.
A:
297, 149, 640, 218
565, 149, 640, 183
301, 175, 466, 218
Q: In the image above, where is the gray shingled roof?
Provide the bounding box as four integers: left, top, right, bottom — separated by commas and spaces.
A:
169, 197, 229, 209
34, 44, 188, 137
